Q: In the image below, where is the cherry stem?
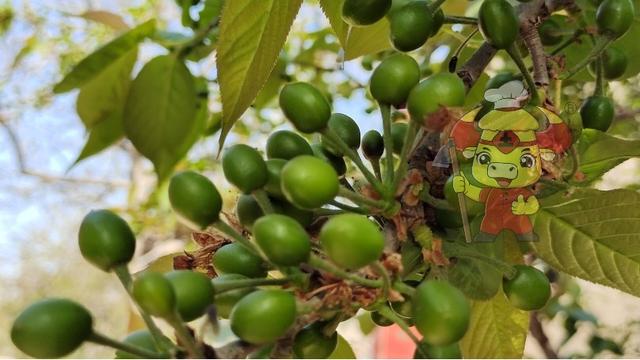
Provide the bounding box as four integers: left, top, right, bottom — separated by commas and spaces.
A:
176, 17, 219, 57
375, 305, 422, 346
507, 43, 541, 105
379, 102, 395, 189
113, 266, 173, 355
314, 207, 348, 216
559, 37, 613, 80
371, 261, 392, 298
328, 200, 369, 214
213, 277, 293, 293
429, 0, 447, 11
89, 332, 166, 359
419, 184, 454, 210
391, 120, 420, 195
443, 15, 478, 24
321, 128, 386, 196
449, 28, 480, 73
550, 29, 584, 56
212, 220, 262, 258
338, 186, 388, 211
392, 281, 416, 297
166, 312, 204, 358
252, 189, 274, 214
594, 57, 605, 97
563, 145, 580, 182
308, 254, 383, 288
369, 156, 383, 181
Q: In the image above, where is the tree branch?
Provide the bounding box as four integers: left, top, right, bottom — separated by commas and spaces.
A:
457, 42, 497, 90
519, 10, 549, 87
0, 116, 129, 187
529, 311, 558, 358
456, 0, 577, 91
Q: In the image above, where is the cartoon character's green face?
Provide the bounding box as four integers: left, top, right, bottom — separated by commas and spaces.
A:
471, 143, 542, 189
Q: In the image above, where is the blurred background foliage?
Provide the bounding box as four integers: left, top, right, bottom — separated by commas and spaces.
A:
1, 0, 640, 357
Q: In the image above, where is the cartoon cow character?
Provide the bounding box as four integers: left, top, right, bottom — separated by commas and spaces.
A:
449, 81, 572, 242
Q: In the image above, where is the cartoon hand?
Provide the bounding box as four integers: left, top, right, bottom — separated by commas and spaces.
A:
452, 175, 466, 193
512, 195, 539, 215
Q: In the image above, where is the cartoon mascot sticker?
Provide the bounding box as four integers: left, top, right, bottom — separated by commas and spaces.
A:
449, 80, 571, 242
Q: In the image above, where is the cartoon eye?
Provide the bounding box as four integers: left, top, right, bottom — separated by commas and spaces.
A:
477, 152, 491, 165
520, 154, 536, 168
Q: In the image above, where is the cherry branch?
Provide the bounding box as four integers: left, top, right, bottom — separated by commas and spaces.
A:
0, 116, 129, 187
456, 0, 577, 91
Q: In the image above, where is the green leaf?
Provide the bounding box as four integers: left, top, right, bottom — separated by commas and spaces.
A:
77, 49, 137, 128
74, 111, 125, 164
318, 0, 391, 60
445, 223, 522, 301
124, 55, 198, 181
71, 49, 137, 165
253, 56, 287, 108
531, 188, 640, 297
53, 19, 155, 93
573, 129, 640, 184
11, 35, 36, 69
357, 312, 377, 335
198, 0, 223, 30
216, 0, 303, 148
448, 256, 502, 301
463, 73, 490, 109
77, 10, 129, 31
460, 290, 529, 358
329, 334, 356, 359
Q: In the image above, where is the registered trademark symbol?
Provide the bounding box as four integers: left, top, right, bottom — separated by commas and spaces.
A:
563, 101, 578, 114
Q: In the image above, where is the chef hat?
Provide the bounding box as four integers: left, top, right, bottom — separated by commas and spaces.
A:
484, 80, 528, 109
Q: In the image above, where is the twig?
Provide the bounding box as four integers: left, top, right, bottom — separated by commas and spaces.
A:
443, 15, 478, 25
519, 9, 549, 87
0, 118, 129, 187
456, 42, 497, 90
529, 311, 558, 358
308, 254, 383, 288
455, 0, 577, 90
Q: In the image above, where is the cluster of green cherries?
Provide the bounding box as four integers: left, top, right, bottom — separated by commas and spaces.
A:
540, 0, 634, 132
11, 28, 559, 360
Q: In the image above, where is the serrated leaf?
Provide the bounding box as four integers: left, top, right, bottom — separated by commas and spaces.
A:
445, 226, 522, 301
254, 56, 286, 108
54, 19, 155, 93
78, 10, 129, 31
77, 49, 137, 128
71, 49, 136, 165
531, 188, 640, 297
74, 111, 124, 164
124, 55, 198, 181
199, 0, 223, 30
573, 129, 640, 184
449, 257, 502, 300
460, 290, 529, 358
216, 0, 302, 149
318, 0, 391, 60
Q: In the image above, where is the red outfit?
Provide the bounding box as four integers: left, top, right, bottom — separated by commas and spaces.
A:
478, 187, 534, 235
